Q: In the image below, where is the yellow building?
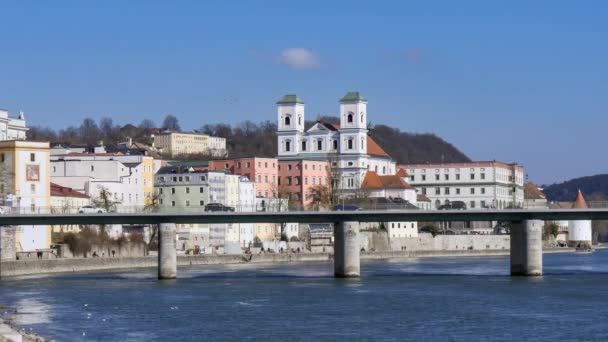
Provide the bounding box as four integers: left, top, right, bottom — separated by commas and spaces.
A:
0, 141, 51, 251
153, 132, 226, 157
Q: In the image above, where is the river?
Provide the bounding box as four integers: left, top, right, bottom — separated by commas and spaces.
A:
1, 250, 608, 341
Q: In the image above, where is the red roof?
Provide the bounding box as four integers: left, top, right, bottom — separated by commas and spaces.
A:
367, 136, 390, 157
50, 183, 89, 198
63, 152, 124, 157
572, 190, 588, 209
396, 168, 409, 177
362, 171, 413, 190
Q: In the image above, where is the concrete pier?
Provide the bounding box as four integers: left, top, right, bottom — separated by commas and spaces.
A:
158, 223, 177, 279
334, 221, 360, 278
510, 220, 543, 276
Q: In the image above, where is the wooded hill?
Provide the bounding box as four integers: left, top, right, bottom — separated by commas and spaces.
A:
542, 174, 608, 202
28, 115, 471, 164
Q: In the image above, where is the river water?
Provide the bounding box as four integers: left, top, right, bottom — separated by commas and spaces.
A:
1, 251, 608, 341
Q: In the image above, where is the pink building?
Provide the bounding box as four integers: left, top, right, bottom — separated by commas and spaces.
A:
208, 157, 278, 198
278, 160, 330, 209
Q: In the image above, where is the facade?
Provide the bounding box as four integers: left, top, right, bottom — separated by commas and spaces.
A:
276, 93, 396, 195
50, 154, 155, 209
153, 132, 227, 157
568, 190, 592, 247
524, 182, 548, 209
278, 159, 330, 209
402, 161, 525, 210
0, 141, 51, 251
0, 109, 28, 141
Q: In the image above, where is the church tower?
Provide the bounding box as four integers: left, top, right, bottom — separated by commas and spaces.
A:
276, 94, 305, 157
339, 92, 368, 155
568, 190, 593, 248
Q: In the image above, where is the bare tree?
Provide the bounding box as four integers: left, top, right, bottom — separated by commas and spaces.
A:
161, 114, 181, 132
92, 186, 121, 236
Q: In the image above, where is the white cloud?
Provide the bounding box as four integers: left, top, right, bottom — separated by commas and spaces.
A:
279, 48, 322, 70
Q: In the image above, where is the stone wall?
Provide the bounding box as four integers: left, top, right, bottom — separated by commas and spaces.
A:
389, 233, 510, 252
0, 226, 16, 261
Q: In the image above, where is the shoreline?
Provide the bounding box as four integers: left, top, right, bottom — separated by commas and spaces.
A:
0, 317, 44, 342
0, 247, 577, 279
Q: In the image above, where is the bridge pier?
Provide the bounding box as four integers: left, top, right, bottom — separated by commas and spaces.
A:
334, 221, 360, 278
510, 220, 543, 276
158, 223, 177, 280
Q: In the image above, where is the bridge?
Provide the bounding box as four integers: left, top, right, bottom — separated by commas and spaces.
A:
1, 208, 607, 279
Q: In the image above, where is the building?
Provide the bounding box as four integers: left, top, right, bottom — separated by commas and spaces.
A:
50, 154, 156, 209
153, 132, 226, 157
402, 161, 525, 210
568, 190, 592, 247
524, 182, 548, 209
361, 169, 418, 238
50, 183, 90, 233
276, 93, 396, 195
0, 109, 28, 141
0, 141, 51, 252
278, 159, 330, 209
208, 157, 278, 199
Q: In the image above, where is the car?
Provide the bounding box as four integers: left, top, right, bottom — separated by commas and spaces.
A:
389, 197, 408, 204
204, 203, 235, 212
438, 201, 467, 210
78, 205, 107, 214
333, 204, 362, 211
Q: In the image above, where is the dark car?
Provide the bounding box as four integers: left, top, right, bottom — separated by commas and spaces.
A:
389, 197, 408, 204
333, 204, 362, 211
204, 203, 235, 212
438, 201, 467, 210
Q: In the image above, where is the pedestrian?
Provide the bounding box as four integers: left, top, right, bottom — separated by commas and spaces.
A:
111, 250, 116, 257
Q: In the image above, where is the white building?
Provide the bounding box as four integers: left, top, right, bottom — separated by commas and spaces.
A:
276, 92, 396, 194
238, 177, 256, 248
402, 161, 525, 210
0, 109, 28, 141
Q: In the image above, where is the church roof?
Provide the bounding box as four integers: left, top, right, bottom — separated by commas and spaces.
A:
524, 182, 546, 200
572, 190, 588, 209
362, 171, 413, 190
277, 94, 304, 105
367, 136, 389, 157
340, 92, 367, 102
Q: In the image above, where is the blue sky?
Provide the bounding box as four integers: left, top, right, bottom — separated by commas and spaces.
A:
1, 0, 607, 184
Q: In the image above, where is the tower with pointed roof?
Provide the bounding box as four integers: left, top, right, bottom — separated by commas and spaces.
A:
568, 190, 592, 247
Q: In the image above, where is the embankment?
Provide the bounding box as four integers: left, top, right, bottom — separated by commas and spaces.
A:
0, 248, 575, 278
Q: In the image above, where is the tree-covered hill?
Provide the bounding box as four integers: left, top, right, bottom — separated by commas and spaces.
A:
542, 174, 608, 202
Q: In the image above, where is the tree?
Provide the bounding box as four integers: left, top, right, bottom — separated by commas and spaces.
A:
92, 186, 121, 235
420, 223, 441, 237
543, 222, 560, 239
143, 192, 162, 251
79, 118, 102, 145
138, 119, 156, 130
161, 114, 181, 132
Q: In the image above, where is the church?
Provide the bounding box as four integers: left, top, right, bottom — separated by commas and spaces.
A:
276, 92, 396, 193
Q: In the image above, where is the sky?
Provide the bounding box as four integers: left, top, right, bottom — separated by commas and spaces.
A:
0, 0, 607, 185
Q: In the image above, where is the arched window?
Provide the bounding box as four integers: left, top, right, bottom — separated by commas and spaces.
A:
285, 140, 291, 152
333, 139, 338, 150
361, 113, 364, 123
284, 115, 291, 126
301, 140, 307, 151
347, 138, 353, 150
317, 140, 323, 151
347, 112, 354, 123
382, 166, 386, 174
298, 115, 302, 125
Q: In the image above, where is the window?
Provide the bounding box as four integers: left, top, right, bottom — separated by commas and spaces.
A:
347, 113, 353, 123
186, 187, 190, 194
301, 141, 307, 151
348, 138, 353, 150
172, 201, 176, 207
90, 165, 94, 172
481, 200, 486, 208
30, 184, 35, 194
481, 173, 486, 180
470, 201, 475, 208
470, 188, 475, 194
422, 188, 427, 195
456, 174, 460, 180
435, 174, 440, 181
258, 175, 262, 182
435, 187, 440, 195
288, 164, 292, 170
284, 116, 291, 126
0, 153, 4, 162
456, 188, 460, 195
30, 153, 35, 162
285, 140, 291, 152
410, 175, 415, 181
159, 188, 163, 194
237, 162, 241, 168
421, 175, 426, 181
444, 174, 449, 180
172, 188, 176, 194
246, 162, 251, 168
178, 176, 183, 182
333, 140, 338, 150
200, 200, 204, 206
481, 188, 486, 194
445, 187, 450, 195
317, 140, 322, 151
470, 173, 475, 180
186, 200, 190, 206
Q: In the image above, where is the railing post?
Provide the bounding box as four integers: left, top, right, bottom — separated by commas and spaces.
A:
510, 220, 543, 276
334, 221, 360, 278
158, 223, 177, 280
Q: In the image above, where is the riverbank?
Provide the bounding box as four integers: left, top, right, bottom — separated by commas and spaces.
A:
0, 318, 44, 342
0, 247, 576, 278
